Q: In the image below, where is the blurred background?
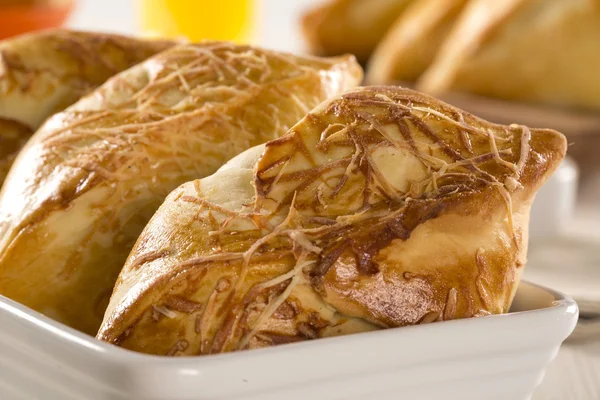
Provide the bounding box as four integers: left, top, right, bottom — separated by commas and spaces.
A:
0, 0, 598, 398
0, 0, 320, 51
0, 0, 321, 50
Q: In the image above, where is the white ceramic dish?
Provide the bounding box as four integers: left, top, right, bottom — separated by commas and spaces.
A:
0, 281, 577, 400
529, 156, 579, 240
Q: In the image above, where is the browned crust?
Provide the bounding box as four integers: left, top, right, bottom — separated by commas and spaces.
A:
0, 29, 176, 189
0, 29, 174, 96
97, 85, 566, 355
0, 117, 32, 186
0, 41, 362, 335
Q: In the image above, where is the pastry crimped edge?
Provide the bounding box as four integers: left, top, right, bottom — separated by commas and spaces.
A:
97, 86, 566, 355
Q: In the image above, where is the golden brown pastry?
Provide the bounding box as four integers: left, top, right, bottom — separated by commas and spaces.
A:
367, 0, 468, 84
0, 118, 31, 185
0, 42, 362, 335
0, 29, 174, 185
418, 0, 600, 110
301, 0, 415, 64
97, 86, 566, 356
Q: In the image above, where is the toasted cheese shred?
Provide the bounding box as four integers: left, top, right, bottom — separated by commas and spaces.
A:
412, 106, 505, 141
238, 258, 314, 350
493, 182, 517, 245
487, 129, 518, 173
234, 193, 299, 293
513, 124, 531, 176
106, 87, 551, 353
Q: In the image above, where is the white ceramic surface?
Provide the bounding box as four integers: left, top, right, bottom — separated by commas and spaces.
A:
529, 157, 579, 240
0, 281, 578, 400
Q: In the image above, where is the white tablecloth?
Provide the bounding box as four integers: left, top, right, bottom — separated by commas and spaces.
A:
530, 179, 600, 399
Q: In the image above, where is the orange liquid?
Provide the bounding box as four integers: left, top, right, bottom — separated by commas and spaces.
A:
0, 1, 74, 40
138, 0, 255, 43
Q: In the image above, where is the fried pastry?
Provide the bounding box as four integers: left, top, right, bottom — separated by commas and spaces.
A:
418, 0, 600, 110
301, 0, 415, 64
97, 86, 566, 356
0, 42, 362, 334
367, 0, 467, 84
0, 29, 174, 185
0, 118, 31, 186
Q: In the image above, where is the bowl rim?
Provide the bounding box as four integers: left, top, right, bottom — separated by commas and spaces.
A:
0, 280, 579, 367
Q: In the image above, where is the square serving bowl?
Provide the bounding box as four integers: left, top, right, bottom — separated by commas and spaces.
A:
0, 281, 578, 400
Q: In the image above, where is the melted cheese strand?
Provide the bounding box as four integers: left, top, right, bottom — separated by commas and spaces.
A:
238, 258, 315, 350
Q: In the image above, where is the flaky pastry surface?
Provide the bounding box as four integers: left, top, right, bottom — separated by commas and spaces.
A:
0, 42, 362, 334
0, 29, 174, 185
98, 86, 565, 356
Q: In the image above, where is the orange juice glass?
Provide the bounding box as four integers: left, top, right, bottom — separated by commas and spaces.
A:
0, 0, 74, 40
138, 0, 255, 43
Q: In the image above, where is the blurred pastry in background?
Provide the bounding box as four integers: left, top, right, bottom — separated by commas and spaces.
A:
301, 0, 415, 64
367, 0, 468, 84
418, 0, 600, 111
306, 0, 600, 111
0, 29, 174, 185
97, 86, 566, 356
0, 42, 362, 335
